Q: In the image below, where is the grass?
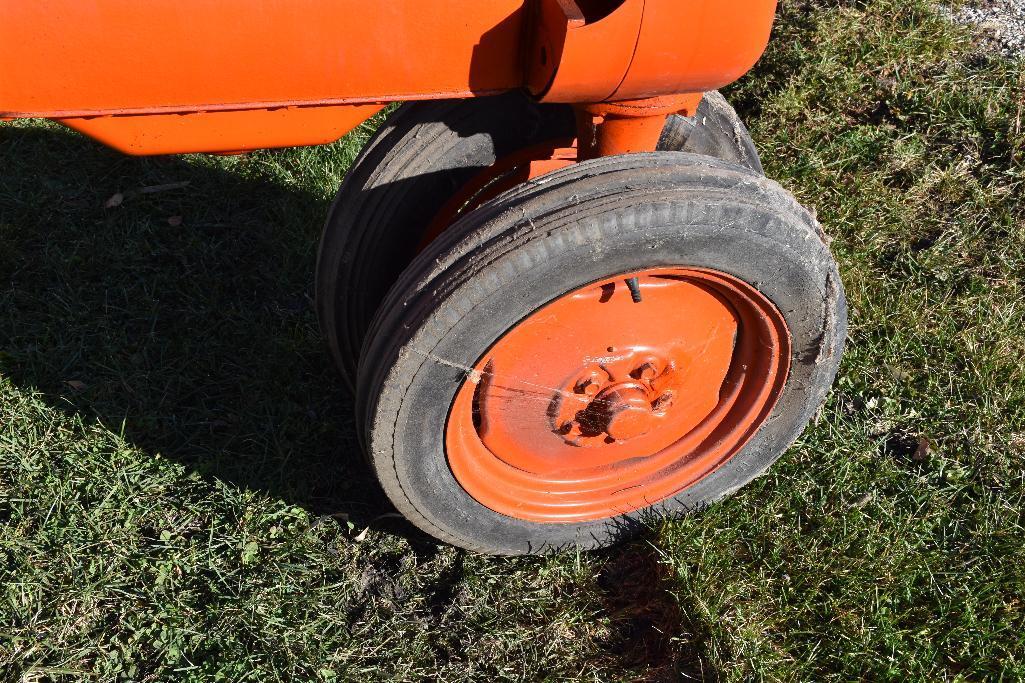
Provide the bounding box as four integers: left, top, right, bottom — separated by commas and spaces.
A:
1, 0, 1023, 680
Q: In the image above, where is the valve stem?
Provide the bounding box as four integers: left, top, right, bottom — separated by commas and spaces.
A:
626, 277, 642, 303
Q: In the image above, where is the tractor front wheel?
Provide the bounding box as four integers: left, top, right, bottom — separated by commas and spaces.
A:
357, 152, 846, 554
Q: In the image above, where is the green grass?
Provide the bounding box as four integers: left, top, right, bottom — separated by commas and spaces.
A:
2, 0, 1023, 680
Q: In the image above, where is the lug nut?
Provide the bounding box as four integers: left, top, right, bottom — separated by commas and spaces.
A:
635, 362, 659, 381
600, 386, 656, 441
558, 420, 583, 443
652, 392, 674, 413
575, 373, 602, 395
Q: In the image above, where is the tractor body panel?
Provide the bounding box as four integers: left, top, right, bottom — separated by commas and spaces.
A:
0, 0, 777, 155
0, 0, 527, 117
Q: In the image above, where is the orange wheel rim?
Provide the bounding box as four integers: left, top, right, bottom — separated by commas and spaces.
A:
445, 267, 792, 523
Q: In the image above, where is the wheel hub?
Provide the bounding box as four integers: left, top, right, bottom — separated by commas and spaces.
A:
555, 356, 675, 446
595, 384, 661, 441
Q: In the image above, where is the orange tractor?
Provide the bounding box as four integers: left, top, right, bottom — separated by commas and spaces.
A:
1, 0, 846, 554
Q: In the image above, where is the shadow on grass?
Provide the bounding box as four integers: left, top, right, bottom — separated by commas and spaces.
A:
1, 124, 722, 678
0, 124, 443, 541
595, 542, 720, 682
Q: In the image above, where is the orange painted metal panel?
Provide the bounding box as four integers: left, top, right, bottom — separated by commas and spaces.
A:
0, 0, 526, 118
60, 104, 384, 156
0, 0, 780, 156
530, 0, 778, 103
611, 0, 779, 100
526, 0, 645, 102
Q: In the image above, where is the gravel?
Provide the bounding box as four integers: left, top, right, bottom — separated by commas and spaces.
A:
943, 0, 1025, 57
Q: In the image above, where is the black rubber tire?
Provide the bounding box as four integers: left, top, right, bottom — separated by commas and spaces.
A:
358, 152, 847, 555
658, 90, 763, 174
316, 91, 760, 390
